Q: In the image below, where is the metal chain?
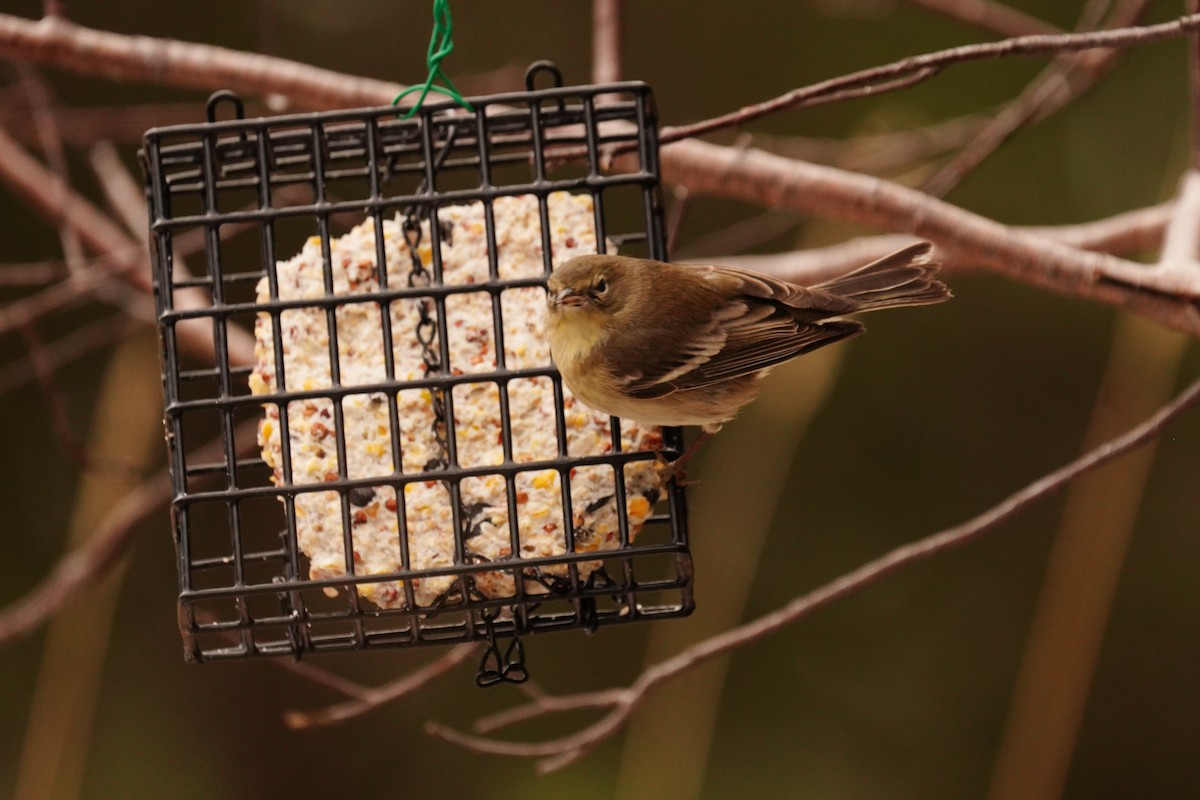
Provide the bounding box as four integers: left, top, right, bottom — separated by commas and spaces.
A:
476, 607, 528, 687
402, 210, 528, 686
402, 217, 450, 473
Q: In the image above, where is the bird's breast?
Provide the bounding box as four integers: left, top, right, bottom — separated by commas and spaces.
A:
547, 309, 607, 371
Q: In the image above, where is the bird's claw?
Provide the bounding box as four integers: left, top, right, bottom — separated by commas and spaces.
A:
654, 451, 698, 487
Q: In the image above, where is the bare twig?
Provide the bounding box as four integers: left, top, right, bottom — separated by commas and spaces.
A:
0, 259, 68, 285
0, 421, 258, 646
920, 0, 1152, 197
0, 470, 166, 646
427, 370, 1200, 771
0, 123, 254, 366
15, 62, 85, 277
283, 643, 478, 729
88, 141, 152, 243
658, 13, 1200, 145
903, 0, 1062, 38
15, 322, 88, 466
749, 114, 990, 175
0, 314, 135, 395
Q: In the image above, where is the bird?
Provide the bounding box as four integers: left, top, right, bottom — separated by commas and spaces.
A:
545, 243, 950, 475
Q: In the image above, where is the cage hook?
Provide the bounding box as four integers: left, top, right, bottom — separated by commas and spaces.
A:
205, 90, 247, 137
475, 607, 529, 687
525, 60, 567, 113
525, 60, 565, 91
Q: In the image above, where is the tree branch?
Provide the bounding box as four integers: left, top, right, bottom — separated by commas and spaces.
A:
0, 12, 1195, 334
657, 12, 1200, 145
663, 139, 1200, 331
592, 0, 623, 86
0, 122, 254, 366
427, 368, 1200, 771
0, 14, 401, 111
282, 643, 478, 729
701, 202, 1172, 285
920, 0, 1153, 197
0, 421, 257, 646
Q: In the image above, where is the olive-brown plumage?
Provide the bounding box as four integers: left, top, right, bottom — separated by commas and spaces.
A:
545, 243, 950, 434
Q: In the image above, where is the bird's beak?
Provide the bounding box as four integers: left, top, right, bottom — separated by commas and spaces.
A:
552, 288, 586, 309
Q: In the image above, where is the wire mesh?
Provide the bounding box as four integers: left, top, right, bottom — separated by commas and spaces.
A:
140, 66, 693, 663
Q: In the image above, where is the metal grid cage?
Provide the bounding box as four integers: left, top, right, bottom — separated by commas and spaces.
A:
140, 65, 693, 665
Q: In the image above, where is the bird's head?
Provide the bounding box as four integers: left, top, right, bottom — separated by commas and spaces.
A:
546, 255, 636, 323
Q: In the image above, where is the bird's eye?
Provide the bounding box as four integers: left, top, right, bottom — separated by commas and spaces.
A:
594, 277, 608, 295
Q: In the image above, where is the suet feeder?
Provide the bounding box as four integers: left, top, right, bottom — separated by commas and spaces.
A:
140, 63, 693, 680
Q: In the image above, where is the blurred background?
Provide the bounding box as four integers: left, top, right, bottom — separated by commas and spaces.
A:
1, 1, 1198, 798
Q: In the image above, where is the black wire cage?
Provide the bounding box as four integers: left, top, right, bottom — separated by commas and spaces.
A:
139, 64, 693, 671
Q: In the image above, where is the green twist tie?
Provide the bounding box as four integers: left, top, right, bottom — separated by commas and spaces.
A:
394, 0, 475, 119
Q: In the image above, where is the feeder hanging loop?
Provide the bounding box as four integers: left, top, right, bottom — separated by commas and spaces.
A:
394, 0, 475, 118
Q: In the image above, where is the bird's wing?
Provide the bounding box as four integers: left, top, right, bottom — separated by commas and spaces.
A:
618, 291, 863, 399
696, 263, 861, 319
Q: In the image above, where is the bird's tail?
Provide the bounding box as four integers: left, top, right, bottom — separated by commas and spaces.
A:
813, 242, 951, 312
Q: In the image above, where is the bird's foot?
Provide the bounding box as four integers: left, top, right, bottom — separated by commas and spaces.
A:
654, 451, 698, 487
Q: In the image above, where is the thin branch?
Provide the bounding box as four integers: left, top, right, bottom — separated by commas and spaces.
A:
592, 0, 623, 86
88, 140, 152, 243
0, 265, 144, 339
0, 421, 258, 646
15, 321, 88, 466
471, 682, 628, 734
920, 0, 1152, 197
0, 123, 254, 366
658, 12, 1200, 145
902, 0, 1062, 38
0, 313, 135, 395
748, 114, 990, 176
15, 62, 86, 276
0, 259, 68, 285
427, 370, 1200, 771
283, 643, 478, 729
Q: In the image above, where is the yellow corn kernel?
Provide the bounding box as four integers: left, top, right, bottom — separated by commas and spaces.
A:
366, 442, 387, 458
531, 470, 557, 490
377, 425, 388, 436
530, 507, 549, 518
303, 377, 316, 391
248, 373, 268, 395
419, 389, 432, 404
629, 496, 651, 518
261, 421, 274, 440
308, 236, 321, 247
